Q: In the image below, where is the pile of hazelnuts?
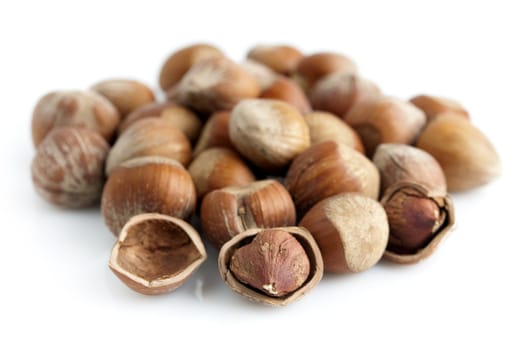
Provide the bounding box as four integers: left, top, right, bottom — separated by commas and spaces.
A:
30, 44, 501, 306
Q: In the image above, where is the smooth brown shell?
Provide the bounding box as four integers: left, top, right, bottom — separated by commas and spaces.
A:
240, 59, 278, 90
118, 101, 178, 134
91, 79, 155, 117
247, 44, 303, 75
304, 111, 364, 153
260, 76, 311, 115
109, 213, 206, 295
193, 111, 233, 156
159, 106, 202, 143
410, 94, 469, 123
218, 226, 323, 306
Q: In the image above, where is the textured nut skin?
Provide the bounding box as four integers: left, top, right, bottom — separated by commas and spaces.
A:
101, 156, 196, 235
105, 118, 192, 175
344, 95, 426, 157
304, 111, 364, 153
293, 52, 357, 92
218, 226, 323, 306
247, 44, 303, 75
159, 43, 223, 91
416, 115, 501, 192
373, 143, 447, 195
285, 141, 380, 216
159, 106, 202, 143
240, 59, 278, 90
229, 229, 310, 297
118, 101, 178, 134
169, 56, 260, 114
300, 193, 389, 273
310, 72, 381, 118
200, 179, 296, 248
229, 99, 310, 171
188, 147, 255, 198
381, 182, 455, 264
31, 90, 120, 147
91, 79, 155, 117
31, 126, 109, 208
193, 111, 233, 156
109, 213, 206, 295
260, 76, 312, 115
410, 94, 469, 123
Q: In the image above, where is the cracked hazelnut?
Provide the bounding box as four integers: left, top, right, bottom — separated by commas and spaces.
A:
109, 213, 206, 295
91, 79, 155, 117
218, 227, 323, 306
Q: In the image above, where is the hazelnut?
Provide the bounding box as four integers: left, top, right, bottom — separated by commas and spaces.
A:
247, 44, 303, 75
293, 52, 357, 92
159, 43, 223, 91
193, 111, 233, 156
381, 182, 455, 264
200, 179, 296, 248
285, 141, 380, 216
260, 76, 312, 115
309, 72, 381, 117
229, 99, 310, 171
373, 143, 447, 195
218, 227, 323, 306
105, 117, 192, 175
90, 79, 155, 117
344, 95, 426, 157
299, 192, 389, 273
188, 147, 256, 198
168, 56, 260, 114
410, 94, 469, 123
239, 59, 278, 90
101, 156, 196, 235
109, 213, 206, 295
159, 106, 202, 143
31, 90, 120, 147
303, 111, 364, 153
118, 101, 177, 134
416, 115, 501, 192
31, 126, 109, 208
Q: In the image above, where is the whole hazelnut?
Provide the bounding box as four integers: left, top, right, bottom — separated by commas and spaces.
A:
31, 126, 109, 208
31, 90, 120, 147
344, 95, 426, 157
285, 141, 380, 216
247, 44, 304, 75
200, 179, 296, 248
159, 43, 223, 91
118, 101, 177, 134
299, 192, 389, 273
416, 115, 501, 192
90, 79, 155, 117
168, 56, 260, 114
193, 111, 233, 156
381, 182, 455, 264
239, 59, 278, 90
303, 111, 364, 153
309, 72, 381, 117
410, 94, 469, 123
159, 106, 202, 143
105, 117, 192, 175
109, 213, 206, 295
229, 99, 310, 171
260, 76, 312, 115
373, 143, 447, 195
188, 147, 256, 198
101, 156, 196, 235
218, 227, 323, 306
293, 52, 357, 92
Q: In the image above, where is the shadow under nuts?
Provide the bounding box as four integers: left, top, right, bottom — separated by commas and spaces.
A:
218, 226, 323, 306
109, 213, 206, 295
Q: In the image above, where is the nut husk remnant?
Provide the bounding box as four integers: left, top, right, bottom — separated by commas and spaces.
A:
109, 213, 206, 295
218, 226, 323, 306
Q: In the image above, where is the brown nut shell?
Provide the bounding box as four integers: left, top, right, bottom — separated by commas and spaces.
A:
240, 59, 278, 91
344, 95, 426, 157
193, 111, 233, 156
105, 118, 192, 175
285, 141, 380, 216
373, 143, 447, 195
31, 90, 120, 147
304, 111, 364, 153
31, 126, 109, 208
260, 76, 311, 115
101, 156, 196, 235
159, 43, 223, 91
218, 226, 323, 306
416, 115, 501, 192
200, 179, 296, 248
118, 101, 178, 134
109, 213, 206, 295
91, 79, 155, 117
300, 193, 389, 273
381, 182, 455, 264
159, 106, 202, 143
247, 44, 303, 75
410, 94, 469, 123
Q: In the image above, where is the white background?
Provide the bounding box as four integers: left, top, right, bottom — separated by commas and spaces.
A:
1, 1, 523, 349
